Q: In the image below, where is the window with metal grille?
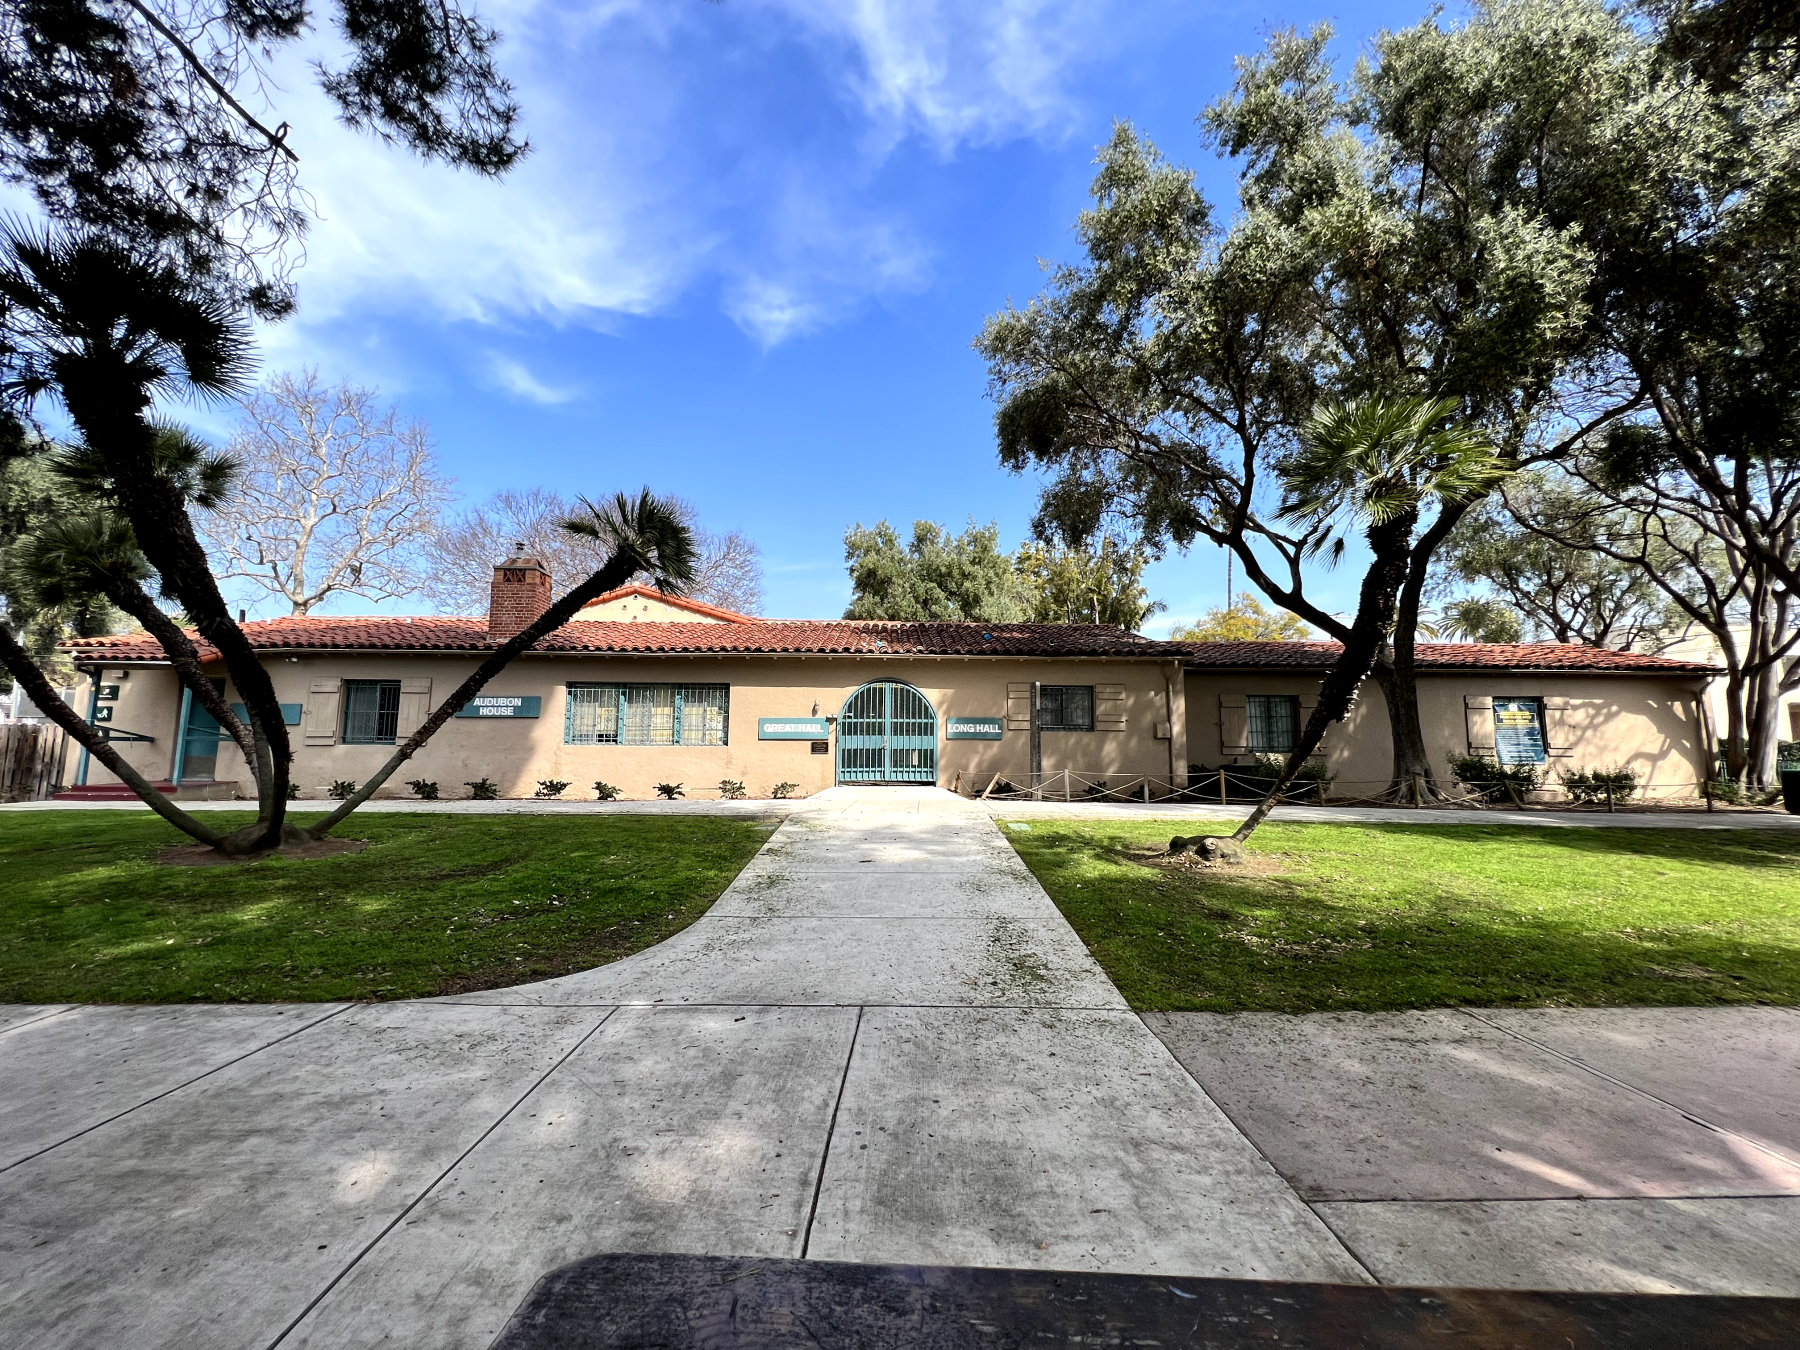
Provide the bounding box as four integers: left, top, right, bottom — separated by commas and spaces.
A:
565, 684, 730, 746
1247, 694, 1298, 753
342, 680, 401, 744
1039, 685, 1094, 732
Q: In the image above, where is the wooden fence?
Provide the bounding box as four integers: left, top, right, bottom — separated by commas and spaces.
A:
0, 722, 72, 802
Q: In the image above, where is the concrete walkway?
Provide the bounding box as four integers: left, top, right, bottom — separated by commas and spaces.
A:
3, 787, 1797, 1350
0, 787, 1363, 1350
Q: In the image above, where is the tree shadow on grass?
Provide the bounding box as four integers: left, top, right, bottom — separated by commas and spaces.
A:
1011, 828, 1800, 1014
1315, 822, 1800, 872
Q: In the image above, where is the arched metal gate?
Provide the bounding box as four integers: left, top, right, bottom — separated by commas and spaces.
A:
837, 682, 938, 784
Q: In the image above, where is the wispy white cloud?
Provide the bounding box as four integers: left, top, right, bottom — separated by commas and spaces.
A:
222, 0, 1145, 372
763, 0, 1132, 152
483, 352, 583, 404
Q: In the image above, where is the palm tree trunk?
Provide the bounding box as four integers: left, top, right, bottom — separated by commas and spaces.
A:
309, 547, 652, 832
0, 625, 226, 846
57, 359, 294, 846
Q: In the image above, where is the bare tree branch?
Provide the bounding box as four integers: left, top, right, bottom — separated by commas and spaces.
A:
200, 371, 451, 614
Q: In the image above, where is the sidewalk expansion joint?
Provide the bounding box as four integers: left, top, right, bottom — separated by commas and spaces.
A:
0, 1002, 354, 1176
1459, 1008, 1800, 1171
0, 1006, 77, 1038
263, 1005, 619, 1350
800, 1005, 864, 1260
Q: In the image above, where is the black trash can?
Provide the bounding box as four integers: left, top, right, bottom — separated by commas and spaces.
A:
1782, 769, 1800, 815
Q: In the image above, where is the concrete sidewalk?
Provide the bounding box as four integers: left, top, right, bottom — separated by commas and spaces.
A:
4, 787, 1797, 1350
1148, 1007, 1800, 1296
0, 787, 1363, 1350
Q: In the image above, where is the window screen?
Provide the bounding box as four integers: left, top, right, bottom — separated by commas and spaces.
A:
566, 684, 730, 746
342, 680, 401, 744
1039, 685, 1094, 732
1247, 694, 1298, 753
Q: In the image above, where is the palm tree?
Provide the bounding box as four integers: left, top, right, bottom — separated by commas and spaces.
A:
1, 226, 697, 854
1222, 396, 1509, 847
310, 490, 698, 826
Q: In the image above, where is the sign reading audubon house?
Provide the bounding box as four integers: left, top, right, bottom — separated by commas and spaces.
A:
945, 716, 1004, 740
455, 695, 542, 718
758, 717, 832, 740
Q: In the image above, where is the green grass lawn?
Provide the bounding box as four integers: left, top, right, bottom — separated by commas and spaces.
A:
1003, 819, 1800, 1012
0, 811, 776, 1004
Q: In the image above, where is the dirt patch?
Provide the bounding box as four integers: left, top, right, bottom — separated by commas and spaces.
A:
157, 838, 370, 867
1130, 846, 1290, 879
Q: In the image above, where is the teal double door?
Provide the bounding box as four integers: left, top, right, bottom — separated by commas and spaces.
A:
837, 682, 938, 784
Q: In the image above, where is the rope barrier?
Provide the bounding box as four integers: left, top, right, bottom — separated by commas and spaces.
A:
958, 767, 1780, 811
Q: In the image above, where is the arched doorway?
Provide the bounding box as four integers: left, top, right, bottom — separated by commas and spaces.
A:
837, 681, 938, 784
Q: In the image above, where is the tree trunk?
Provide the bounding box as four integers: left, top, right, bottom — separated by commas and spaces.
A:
1367, 657, 1444, 802
308, 544, 655, 832
1719, 667, 1750, 785
56, 352, 294, 846
1233, 512, 1417, 843
0, 625, 226, 846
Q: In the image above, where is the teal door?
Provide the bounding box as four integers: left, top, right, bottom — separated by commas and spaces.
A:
838, 682, 938, 784
179, 680, 227, 781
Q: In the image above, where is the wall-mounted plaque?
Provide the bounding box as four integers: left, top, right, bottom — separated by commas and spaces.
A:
760, 717, 831, 740
455, 695, 542, 718
946, 716, 1004, 740
97, 684, 121, 701
93, 705, 113, 723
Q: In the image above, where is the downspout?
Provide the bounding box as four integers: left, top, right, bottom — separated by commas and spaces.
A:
74, 669, 99, 787
1164, 660, 1180, 789
1030, 680, 1043, 799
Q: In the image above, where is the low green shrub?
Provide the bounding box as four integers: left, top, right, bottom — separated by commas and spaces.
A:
770, 782, 799, 799
655, 782, 684, 799
1707, 777, 1746, 805
1446, 754, 1541, 803
716, 779, 746, 800
465, 778, 500, 800
534, 780, 571, 799
329, 780, 357, 800
1560, 767, 1639, 805
285, 782, 301, 800
593, 781, 622, 800
405, 779, 439, 800
1252, 754, 1335, 802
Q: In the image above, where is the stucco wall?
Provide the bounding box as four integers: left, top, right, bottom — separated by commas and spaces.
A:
1185, 669, 1709, 800
89, 654, 1185, 800
70, 666, 183, 787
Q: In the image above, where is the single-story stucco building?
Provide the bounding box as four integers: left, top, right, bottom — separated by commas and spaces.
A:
56, 549, 1720, 803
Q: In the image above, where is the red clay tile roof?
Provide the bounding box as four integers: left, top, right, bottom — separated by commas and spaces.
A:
1175, 639, 1718, 674
60, 619, 1718, 674
60, 615, 1166, 661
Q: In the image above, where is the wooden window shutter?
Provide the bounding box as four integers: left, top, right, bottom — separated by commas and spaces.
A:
1543, 696, 1576, 758
1298, 693, 1327, 750
1464, 695, 1495, 753
1219, 694, 1248, 755
1095, 682, 1126, 732
1006, 682, 1033, 730
303, 678, 342, 746
395, 677, 433, 740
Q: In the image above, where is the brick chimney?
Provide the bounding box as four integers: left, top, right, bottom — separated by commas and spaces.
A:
488, 543, 553, 641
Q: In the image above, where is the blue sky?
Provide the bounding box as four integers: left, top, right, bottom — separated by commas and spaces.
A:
213, 0, 1436, 627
